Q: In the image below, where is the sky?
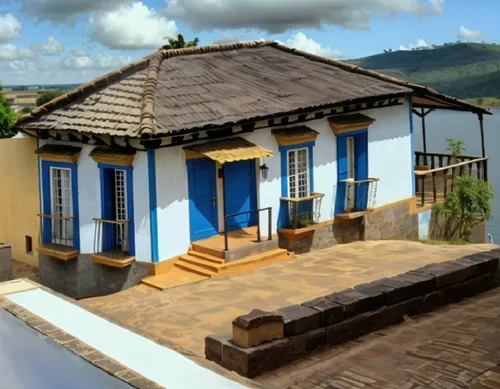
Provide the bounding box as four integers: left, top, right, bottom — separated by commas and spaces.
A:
0, 0, 499, 85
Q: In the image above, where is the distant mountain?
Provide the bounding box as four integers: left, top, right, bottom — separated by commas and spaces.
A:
347, 43, 500, 99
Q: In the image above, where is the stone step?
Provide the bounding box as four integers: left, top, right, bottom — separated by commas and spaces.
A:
190, 243, 225, 260
187, 250, 225, 264
174, 261, 215, 277
178, 255, 221, 272
217, 249, 292, 276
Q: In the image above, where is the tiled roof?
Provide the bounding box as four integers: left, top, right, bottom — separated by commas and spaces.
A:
17, 41, 489, 139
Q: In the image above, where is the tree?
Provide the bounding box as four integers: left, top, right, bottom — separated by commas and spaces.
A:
434, 175, 495, 242
0, 85, 16, 139
36, 90, 64, 107
162, 34, 200, 50
445, 137, 466, 164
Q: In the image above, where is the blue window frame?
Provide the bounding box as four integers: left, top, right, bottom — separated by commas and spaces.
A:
278, 141, 315, 228
335, 129, 369, 215
98, 163, 135, 256
41, 160, 80, 249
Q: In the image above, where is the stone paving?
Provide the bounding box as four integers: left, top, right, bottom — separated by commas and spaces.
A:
257, 286, 500, 389
80, 240, 497, 357
12, 260, 39, 283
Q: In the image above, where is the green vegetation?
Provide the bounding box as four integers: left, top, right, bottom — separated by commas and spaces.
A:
434, 175, 495, 242
36, 90, 64, 107
445, 137, 466, 164
420, 239, 469, 245
162, 34, 199, 50
0, 85, 16, 139
349, 42, 500, 99
466, 97, 500, 106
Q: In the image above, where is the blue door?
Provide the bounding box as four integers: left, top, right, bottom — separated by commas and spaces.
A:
224, 160, 257, 231
187, 158, 218, 241
354, 132, 368, 211
335, 136, 348, 215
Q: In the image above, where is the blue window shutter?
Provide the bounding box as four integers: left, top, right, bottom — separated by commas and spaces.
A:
354, 132, 369, 211
335, 137, 348, 215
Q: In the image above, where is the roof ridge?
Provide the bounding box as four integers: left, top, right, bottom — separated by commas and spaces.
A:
16, 56, 151, 126
267, 42, 486, 114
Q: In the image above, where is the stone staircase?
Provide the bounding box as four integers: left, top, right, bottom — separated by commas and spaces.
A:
142, 244, 292, 290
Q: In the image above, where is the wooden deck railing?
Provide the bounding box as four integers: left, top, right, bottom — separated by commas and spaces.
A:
93, 218, 130, 259
280, 192, 325, 229
415, 157, 488, 207
415, 151, 488, 182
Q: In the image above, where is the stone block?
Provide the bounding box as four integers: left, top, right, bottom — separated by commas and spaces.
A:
371, 277, 413, 305
326, 321, 349, 346
469, 272, 497, 295
277, 304, 320, 336
386, 296, 424, 325
301, 296, 344, 326
413, 261, 477, 289
288, 327, 328, 361
396, 271, 437, 296
440, 282, 469, 305
0, 245, 13, 282
205, 335, 225, 364
232, 309, 284, 348
422, 291, 442, 313
346, 307, 387, 338
353, 283, 386, 307
463, 253, 499, 274
221, 338, 290, 378
327, 288, 381, 318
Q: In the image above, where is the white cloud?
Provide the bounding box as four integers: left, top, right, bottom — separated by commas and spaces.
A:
163, 0, 444, 33
34, 36, 64, 56
90, 2, 178, 50
457, 26, 486, 41
399, 39, 428, 50
72, 49, 89, 57
0, 44, 36, 61
19, 0, 133, 24
284, 32, 342, 58
0, 13, 22, 43
0, 52, 135, 85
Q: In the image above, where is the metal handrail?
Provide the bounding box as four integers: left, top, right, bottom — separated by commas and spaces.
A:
93, 218, 130, 259
224, 207, 272, 251
280, 192, 325, 203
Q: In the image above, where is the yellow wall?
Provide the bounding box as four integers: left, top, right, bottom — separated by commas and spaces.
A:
0, 137, 39, 267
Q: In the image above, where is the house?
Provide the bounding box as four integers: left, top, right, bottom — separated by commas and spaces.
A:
14, 40, 490, 298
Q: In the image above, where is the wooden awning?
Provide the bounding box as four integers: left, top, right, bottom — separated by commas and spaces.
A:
184, 137, 273, 164
35, 144, 82, 163
89, 146, 136, 167
328, 114, 376, 135
272, 126, 319, 146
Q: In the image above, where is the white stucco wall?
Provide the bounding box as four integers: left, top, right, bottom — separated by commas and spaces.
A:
132, 151, 151, 262
153, 101, 413, 261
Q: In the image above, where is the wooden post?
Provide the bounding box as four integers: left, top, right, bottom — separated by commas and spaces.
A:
421, 108, 427, 154
478, 113, 488, 182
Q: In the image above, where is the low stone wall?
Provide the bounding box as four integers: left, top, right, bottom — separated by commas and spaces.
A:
364, 200, 419, 241
0, 244, 13, 282
278, 219, 361, 254
39, 254, 150, 299
205, 249, 500, 378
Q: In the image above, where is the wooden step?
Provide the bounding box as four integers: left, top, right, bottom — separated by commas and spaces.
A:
178, 255, 221, 272
174, 261, 215, 277
191, 243, 225, 259
187, 250, 225, 264
217, 249, 292, 277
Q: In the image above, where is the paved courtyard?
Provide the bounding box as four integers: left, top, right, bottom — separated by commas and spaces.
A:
80, 240, 497, 356
257, 286, 500, 389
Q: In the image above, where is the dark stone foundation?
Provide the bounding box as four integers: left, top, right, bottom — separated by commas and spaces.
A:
39, 254, 150, 299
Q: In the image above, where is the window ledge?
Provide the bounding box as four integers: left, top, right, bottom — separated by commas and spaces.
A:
37, 245, 79, 260
335, 210, 372, 220
91, 254, 136, 268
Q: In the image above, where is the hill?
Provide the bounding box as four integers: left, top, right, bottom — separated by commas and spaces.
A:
348, 43, 500, 99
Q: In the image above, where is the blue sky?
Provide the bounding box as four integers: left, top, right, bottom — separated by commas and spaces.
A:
0, 0, 498, 85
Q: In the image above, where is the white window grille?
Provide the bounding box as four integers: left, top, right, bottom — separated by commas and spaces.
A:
114, 170, 128, 251
50, 167, 73, 245
287, 148, 309, 199
346, 136, 356, 210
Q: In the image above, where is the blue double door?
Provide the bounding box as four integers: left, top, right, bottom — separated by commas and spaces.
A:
335, 131, 369, 214
187, 158, 257, 242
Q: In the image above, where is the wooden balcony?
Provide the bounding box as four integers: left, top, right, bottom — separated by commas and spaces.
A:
414, 152, 488, 208
336, 178, 380, 219
37, 214, 79, 260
